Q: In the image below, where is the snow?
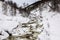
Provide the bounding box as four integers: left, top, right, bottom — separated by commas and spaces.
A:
0, 13, 30, 39
12, 16, 30, 23
0, 29, 9, 40
32, 4, 60, 40
0, 21, 18, 31
0, 2, 30, 38
41, 9, 60, 40
0, 1, 60, 40
49, 13, 60, 40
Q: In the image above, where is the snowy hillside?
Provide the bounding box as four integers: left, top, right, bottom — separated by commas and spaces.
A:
0, 0, 60, 40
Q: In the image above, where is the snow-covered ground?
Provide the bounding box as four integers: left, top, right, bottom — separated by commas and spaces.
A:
0, 7, 60, 40
0, 13, 30, 40
49, 13, 60, 40
41, 9, 60, 40
0, 0, 60, 40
